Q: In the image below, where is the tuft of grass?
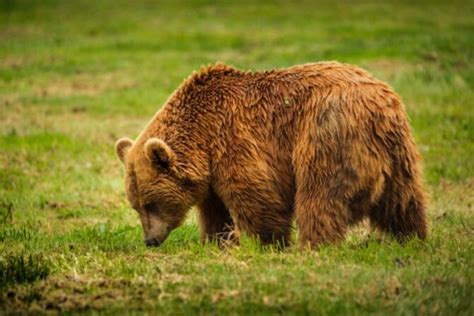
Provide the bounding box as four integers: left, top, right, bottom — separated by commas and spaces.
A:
0, 254, 50, 288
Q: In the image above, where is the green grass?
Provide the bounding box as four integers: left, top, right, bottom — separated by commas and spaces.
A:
0, 0, 473, 314
0, 254, 50, 288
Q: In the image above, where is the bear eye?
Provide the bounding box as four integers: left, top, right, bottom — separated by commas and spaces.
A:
142, 202, 156, 213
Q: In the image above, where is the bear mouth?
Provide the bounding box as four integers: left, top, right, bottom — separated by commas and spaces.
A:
145, 237, 162, 247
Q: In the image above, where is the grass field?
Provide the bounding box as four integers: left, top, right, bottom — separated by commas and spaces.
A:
1, 0, 473, 314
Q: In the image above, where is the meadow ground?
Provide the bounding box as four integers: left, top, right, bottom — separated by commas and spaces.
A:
0, 0, 473, 314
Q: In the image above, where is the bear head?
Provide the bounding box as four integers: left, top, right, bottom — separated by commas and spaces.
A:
115, 137, 207, 247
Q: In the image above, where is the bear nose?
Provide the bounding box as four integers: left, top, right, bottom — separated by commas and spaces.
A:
145, 238, 161, 247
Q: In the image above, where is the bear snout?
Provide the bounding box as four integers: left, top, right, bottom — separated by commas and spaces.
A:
145, 238, 162, 247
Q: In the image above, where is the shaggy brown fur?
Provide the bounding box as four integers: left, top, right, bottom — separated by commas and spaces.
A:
115, 62, 428, 248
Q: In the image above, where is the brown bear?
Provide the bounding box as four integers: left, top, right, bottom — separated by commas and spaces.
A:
115, 62, 428, 248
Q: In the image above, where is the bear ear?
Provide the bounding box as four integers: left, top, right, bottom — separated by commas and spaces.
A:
144, 138, 175, 168
115, 137, 134, 164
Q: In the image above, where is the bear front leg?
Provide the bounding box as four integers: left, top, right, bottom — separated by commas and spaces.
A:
253, 221, 292, 248
230, 201, 293, 248
197, 189, 236, 246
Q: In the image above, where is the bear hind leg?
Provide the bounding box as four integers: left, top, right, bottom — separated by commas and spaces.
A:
295, 190, 351, 248
370, 182, 428, 241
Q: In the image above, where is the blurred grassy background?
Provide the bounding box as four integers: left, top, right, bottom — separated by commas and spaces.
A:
1, 0, 473, 314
